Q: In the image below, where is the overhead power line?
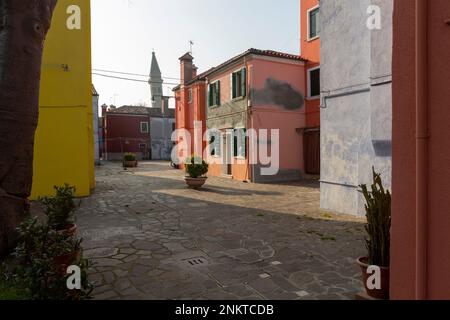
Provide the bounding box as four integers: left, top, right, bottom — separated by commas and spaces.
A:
92, 68, 181, 81
92, 73, 179, 86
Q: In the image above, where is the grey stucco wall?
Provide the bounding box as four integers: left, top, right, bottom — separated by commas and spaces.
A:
92, 95, 100, 165
320, 0, 392, 215
206, 97, 248, 130
151, 117, 175, 160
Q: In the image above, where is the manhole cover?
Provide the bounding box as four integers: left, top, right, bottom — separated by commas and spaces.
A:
183, 257, 209, 268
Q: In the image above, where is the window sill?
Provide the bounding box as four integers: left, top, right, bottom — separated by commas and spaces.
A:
209, 105, 221, 109
231, 96, 246, 103
235, 156, 246, 160
306, 35, 320, 42
306, 96, 320, 101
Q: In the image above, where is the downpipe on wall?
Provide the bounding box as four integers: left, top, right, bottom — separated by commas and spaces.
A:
415, 0, 429, 300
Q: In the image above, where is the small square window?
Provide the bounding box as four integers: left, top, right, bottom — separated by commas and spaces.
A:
139, 143, 147, 149
308, 68, 320, 98
140, 122, 149, 133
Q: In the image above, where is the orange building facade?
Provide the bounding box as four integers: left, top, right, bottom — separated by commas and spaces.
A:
173, 54, 209, 169
301, 0, 321, 130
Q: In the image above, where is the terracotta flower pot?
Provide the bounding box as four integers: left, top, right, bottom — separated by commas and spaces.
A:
54, 249, 82, 275
357, 256, 390, 300
123, 160, 137, 168
57, 223, 77, 237
185, 177, 207, 189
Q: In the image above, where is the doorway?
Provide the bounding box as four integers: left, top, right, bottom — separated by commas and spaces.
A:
222, 131, 232, 176
304, 128, 320, 175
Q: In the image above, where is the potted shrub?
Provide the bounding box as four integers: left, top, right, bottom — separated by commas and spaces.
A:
184, 155, 209, 189
357, 168, 391, 300
123, 153, 138, 168
40, 184, 78, 237
11, 217, 93, 300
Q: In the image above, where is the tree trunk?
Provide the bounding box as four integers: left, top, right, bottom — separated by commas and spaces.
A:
0, 0, 57, 256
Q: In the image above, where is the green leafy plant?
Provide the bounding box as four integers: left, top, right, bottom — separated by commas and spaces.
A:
123, 153, 136, 161
185, 155, 209, 178
359, 168, 391, 267
39, 184, 78, 231
9, 217, 93, 300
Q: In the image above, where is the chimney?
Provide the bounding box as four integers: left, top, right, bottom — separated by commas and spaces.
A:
192, 65, 198, 78
179, 52, 194, 85
101, 104, 108, 117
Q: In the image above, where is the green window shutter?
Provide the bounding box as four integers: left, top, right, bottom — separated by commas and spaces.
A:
232, 73, 237, 99
241, 128, 247, 157
215, 134, 221, 156
241, 68, 247, 97
216, 81, 221, 106
233, 129, 238, 157
208, 84, 213, 107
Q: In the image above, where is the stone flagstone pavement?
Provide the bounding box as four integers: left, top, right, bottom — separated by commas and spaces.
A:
75, 161, 366, 300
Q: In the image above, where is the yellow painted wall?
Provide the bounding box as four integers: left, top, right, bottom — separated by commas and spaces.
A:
31, 0, 94, 199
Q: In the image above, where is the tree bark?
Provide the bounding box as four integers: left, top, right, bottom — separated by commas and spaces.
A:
0, 0, 57, 256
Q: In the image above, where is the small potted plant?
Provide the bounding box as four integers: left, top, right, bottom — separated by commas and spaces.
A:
184, 155, 209, 189
123, 153, 138, 168
357, 168, 391, 300
40, 184, 78, 237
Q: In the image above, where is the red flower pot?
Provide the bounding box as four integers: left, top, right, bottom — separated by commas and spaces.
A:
357, 256, 390, 300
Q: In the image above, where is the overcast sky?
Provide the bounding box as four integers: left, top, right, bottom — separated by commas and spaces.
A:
91, 0, 300, 108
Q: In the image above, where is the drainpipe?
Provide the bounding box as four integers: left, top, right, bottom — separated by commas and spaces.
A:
415, 0, 428, 300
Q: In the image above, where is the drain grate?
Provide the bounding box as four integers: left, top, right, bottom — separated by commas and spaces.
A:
183, 257, 208, 267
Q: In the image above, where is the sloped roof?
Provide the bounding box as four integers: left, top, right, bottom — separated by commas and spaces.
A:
209, 48, 306, 76
107, 105, 175, 118
179, 52, 194, 61
173, 49, 306, 91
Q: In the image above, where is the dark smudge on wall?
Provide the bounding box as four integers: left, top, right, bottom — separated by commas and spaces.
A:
251, 78, 305, 110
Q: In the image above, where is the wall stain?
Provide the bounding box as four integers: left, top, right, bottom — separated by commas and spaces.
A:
251, 78, 305, 110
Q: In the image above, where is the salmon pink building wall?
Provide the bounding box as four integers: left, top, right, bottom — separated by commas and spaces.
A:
391, 0, 450, 299
250, 57, 306, 175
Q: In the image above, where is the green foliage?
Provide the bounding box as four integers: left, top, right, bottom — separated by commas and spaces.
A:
359, 168, 391, 267
39, 184, 77, 231
4, 217, 93, 300
123, 153, 136, 161
0, 265, 30, 300
185, 155, 209, 178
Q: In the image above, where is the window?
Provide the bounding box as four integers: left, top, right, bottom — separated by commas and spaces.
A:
308, 67, 320, 98
140, 122, 149, 133
188, 89, 193, 103
139, 143, 147, 149
231, 68, 247, 99
233, 128, 247, 158
208, 132, 221, 157
308, 6, 320, 40
208, 81, 221, 107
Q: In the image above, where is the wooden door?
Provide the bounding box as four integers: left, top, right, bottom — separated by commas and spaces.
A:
304, 129, 320, 175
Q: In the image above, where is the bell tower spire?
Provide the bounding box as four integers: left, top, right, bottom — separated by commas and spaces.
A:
149, 51, 163, 109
